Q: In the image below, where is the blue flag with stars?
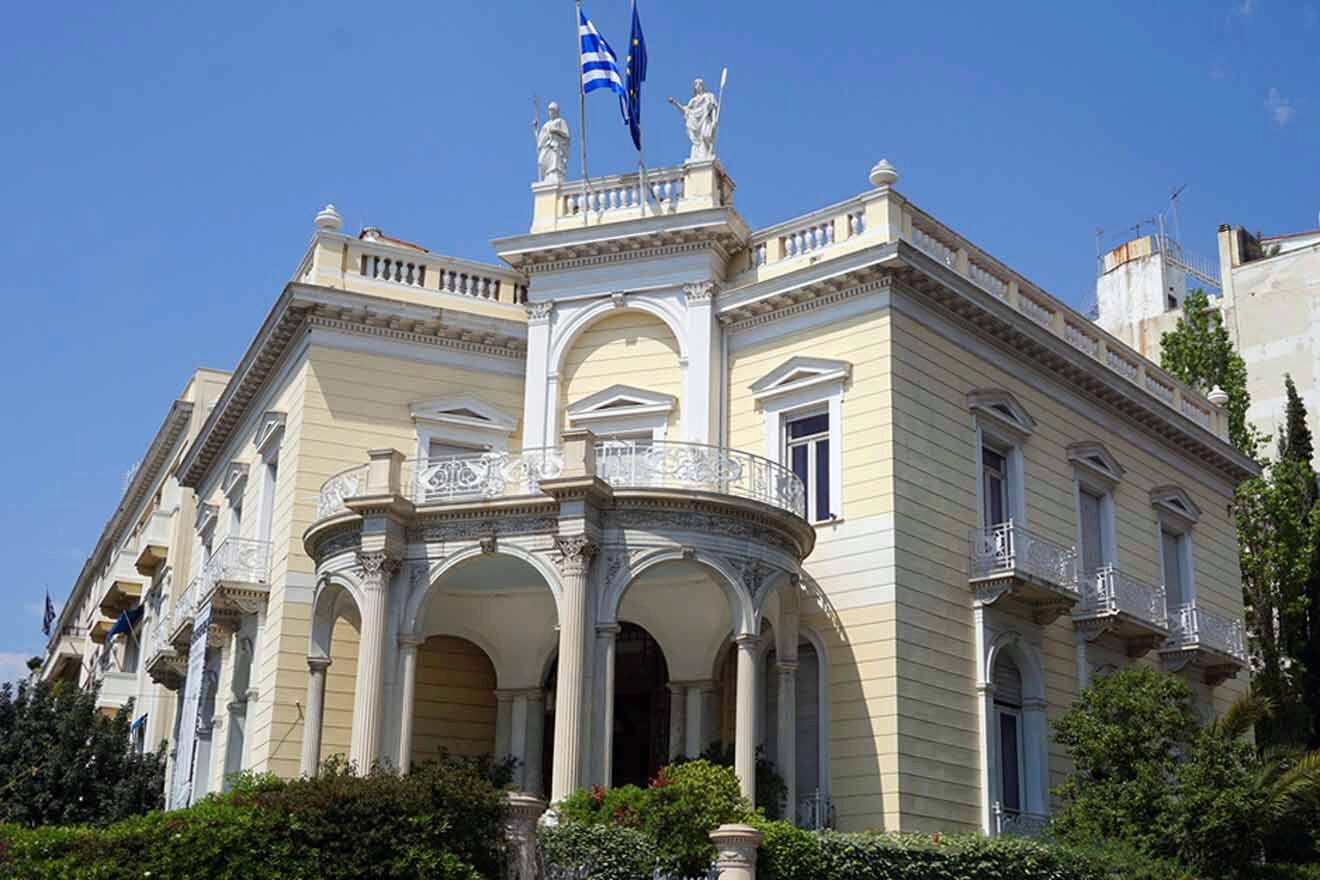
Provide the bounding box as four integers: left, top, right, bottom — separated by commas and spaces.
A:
622, 0, 647, 151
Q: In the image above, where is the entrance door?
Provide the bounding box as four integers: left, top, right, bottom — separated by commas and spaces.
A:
611, 623, 670, 787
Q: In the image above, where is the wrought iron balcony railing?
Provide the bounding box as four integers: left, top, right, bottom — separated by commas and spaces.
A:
969, 521, 1079, 593
593, 440, 806, 518
198, 537, 272, 601
1166, 602, 1247, 663
1077, 565, 1166, 629
993, 802, 1050, 837
409, 448, 564, 505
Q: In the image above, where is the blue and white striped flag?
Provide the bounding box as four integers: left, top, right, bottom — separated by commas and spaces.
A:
579, 7, 626, 98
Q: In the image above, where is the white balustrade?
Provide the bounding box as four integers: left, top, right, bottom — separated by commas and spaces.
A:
1181, 398, 1211, 429
594, 440, 806, 519
316, 465, 369, 520
410, 448, 564, 504
779, 218, 836, 260
1064, 323, 1099, 357
1106, 349, 1140, 381
359, 254, 426, 288
968, 261, 1008, 299
1018, 295, 1053, 327
1145, 374, 1175, 405
354, 247, 521, 304
1078, 565, 1165, 628
911, 224, 956, 266
561, 170, 685, 218
1166, 603, 1246, 662
969, 521, 1079, 592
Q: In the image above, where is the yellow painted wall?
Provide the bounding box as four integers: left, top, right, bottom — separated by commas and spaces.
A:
411, 636, 498, 764
886, 303, 1247, 828
320, 615, 360, 764
558, 310, 682, 435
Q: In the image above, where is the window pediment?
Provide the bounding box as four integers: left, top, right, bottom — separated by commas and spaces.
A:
750, 357, 852, 404
409, 394, 518, 434
968, 390, 1035, 440
566, 385, 676, 420
255, 411, 287, 458
195, 502, 219, 537
222, 462, 250, 503
1150, 485, 1201, 525
1067, 441, 1125, 488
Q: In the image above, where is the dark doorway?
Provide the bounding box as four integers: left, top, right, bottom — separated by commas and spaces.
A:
540, 622, 670, 794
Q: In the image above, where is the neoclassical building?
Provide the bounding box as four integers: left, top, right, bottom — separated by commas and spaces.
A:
44, 143, 1256, 835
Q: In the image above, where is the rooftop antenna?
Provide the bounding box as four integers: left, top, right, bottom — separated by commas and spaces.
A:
1169, 184, 1188, 244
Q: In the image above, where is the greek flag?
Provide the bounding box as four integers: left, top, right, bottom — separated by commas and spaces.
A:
579, 7, 625, 97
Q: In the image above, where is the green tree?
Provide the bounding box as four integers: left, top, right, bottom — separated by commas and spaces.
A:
0, 678, 166, 826
1236, 456, 1319, 745
1160, 289, 1260, 457
1277, 374, 1317, 478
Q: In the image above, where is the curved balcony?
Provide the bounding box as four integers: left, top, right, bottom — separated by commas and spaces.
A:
969, 521, 1079, 622
1073, 566, 1168, 656
313, 441, 806, 521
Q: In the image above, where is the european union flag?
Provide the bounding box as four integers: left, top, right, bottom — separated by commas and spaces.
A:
622, 0, 647, 152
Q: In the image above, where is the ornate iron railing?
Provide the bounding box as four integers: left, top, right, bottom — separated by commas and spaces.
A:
171, 578, 198, 635
1166, 602, 1246, 662
593, 440, 807, 519
968, 521, 1078, 592
1078, 565, 1166, 628
201, 538, 272, 594
409, 448, 564, 504
316, 464, 368, 519
993, 803, 1050, 837
796, 789, 835, 830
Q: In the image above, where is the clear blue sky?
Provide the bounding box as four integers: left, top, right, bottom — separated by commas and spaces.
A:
1, 1, 1316, 680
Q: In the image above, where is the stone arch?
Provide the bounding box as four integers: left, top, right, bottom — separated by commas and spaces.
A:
310, 572, 363, 660
549, 298, 689, 378
982, 628, 1049, 825
401, 543, 563, 636
408, 634, 499, 766
603, 547, 754, 637
984, 630, 1045, 697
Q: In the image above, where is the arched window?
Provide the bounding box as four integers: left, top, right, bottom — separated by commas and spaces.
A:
993, 654, 1025, 817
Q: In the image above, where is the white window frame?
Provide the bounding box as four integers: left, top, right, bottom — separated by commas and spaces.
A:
222, 462, 249, 541
409, 393, 517, 461
751, 357, 849, 523
993, 703, 1027, 816
566, 384, 675, 442
969, 391, 1034, 530
783, 407, 834, 523
1067, 442, 1123, 577
1151, 485, 1201, 613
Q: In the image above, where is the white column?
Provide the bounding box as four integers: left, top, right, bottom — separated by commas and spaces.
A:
668, 682, 688, 760
550, 536, 596, 801
593, 624, 619, 785
300, 656, 331, 776
496, 690, 516, 765
1024, 697, 1049, 816
525, 690, 546, 796
510, 692, 529, 788
683, 282, 719, 444
521, 304, 554, 448
734, 635, 759, 804
396, 636, 423, 773
350, 551, 398, 769
684, 683, 705, 758
973, 603, 994, 834
776, 661, 798, 820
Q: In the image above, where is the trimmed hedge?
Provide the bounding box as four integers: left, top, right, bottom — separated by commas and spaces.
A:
0, 755, 507, 880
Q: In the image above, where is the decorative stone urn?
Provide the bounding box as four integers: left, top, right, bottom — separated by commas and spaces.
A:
504, 792, 548, 880
710, 823, 764, 880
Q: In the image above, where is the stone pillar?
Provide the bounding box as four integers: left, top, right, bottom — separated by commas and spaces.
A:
550, 535, 597, 801
1023, 696, 1049, 815
510, 691, 529, 787
734, 635, 759, 804
683, 281, 719, 444
776, 661, 798, 820
668, 682, 688, 760
710, 824, 763, 880
504, 792, 548, 880
685, 682, 707, 757
496, 690, 516, 765
350, 550, 399, 769
396, 636, 423, 773
525, 690, 546, 796
300, 656, 332, 776
593, 623, 619, 785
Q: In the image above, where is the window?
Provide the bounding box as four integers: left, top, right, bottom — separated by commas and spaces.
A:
1067, 442, 1123, 580
257, 459, 277, 543
1150, 485, 1201, 617
1078, 489, 1107, 575
1162, 528, 1188, 608
427, 440, 479, 460
786, 412, 832, 522
981, 446, 1009, 527
993, 654, 1025, 816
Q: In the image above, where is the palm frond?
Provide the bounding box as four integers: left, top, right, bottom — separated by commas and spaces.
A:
1213, 693, 1274, 739
1260, 749, 1320, 819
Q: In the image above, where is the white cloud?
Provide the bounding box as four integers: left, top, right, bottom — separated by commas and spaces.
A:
1265, 88, 1297, 126
0, 652, 34, 686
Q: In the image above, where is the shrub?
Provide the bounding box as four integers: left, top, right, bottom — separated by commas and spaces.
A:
539, 822, 656, 880
0, 754, 507, 879
753, 819, 826, 880
691, 740, 788, 820
0, 679, 166, 826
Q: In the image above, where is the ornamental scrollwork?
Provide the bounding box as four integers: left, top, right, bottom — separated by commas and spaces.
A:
552, 535, 598, 574
355, 551, 401, 589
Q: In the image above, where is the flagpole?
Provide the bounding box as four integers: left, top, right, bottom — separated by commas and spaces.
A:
575, 0, 591, 227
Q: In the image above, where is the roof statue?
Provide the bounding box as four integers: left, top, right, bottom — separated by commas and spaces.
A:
533, 101, 571, 184
668, 78, 719, 163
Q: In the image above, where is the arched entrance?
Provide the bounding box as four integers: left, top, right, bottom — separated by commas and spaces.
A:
409, 635, 498, 767
542, 622, 671, 791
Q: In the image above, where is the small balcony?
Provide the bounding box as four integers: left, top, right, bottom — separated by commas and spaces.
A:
41, 625, 86, 683
95, 670, 138, 714
197, 537, 273, 610
969, 521, 1079, 622
1073, 565, 1169, 656
993, 803, 1050, 837
313, 441, 807, 522
145, 609, 185, 689
101, 550, 146, 618
89, 617, 115, 645
133, 510, 173, 576
1161, 602, 1247, 685
168, 578, 198, 652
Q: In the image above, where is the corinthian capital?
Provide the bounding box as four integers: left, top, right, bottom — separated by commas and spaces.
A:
356, 550, 401, 590
683, 280, 718, 304
552, 534, 598, 574
525, 301, 554, 325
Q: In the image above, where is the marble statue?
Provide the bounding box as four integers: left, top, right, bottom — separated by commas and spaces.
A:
533, 102, 570, 184
668, 79, 719, 162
